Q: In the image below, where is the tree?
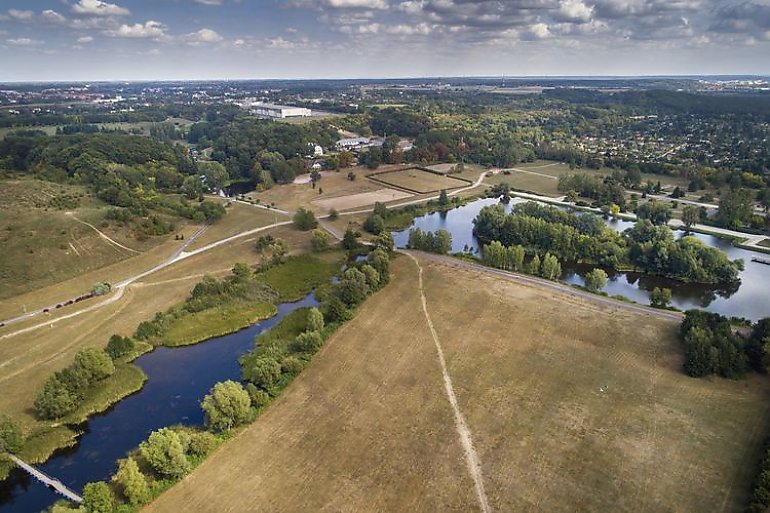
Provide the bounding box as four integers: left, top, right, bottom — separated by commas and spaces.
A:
201, 380, 252, 432
307, 307, 325, 332
540, 253, 562, 281
269, 238, 288, 265
181, 175, 204, 200
337, 267, 370, 306
681, 205, 700, 231
113, 457, 150, 506
197, 160, 229, 191
244, 357, 281, 389
74, 347, 115, 382
347, 171, 357, 181
527, 254, 541, 275
106, 334, 135, 360
338, 151, 354, 168
717, 189, 754, 229
342, 225, 360, 251
438, 189, 449, 206
372, 232, 394, 253
83, 481, 113, 513
0, 415, 23, 454
328, 208, 339, 221
362, 214, 385, 235
610, 203, 620, 219
650, 287, 672, 309
140, 428, 190, 478
293, 207, 318, 231
636, 200, 672, 226
311, 229, 330, 252
584, 269, 608, 292
34, 375, 79, 419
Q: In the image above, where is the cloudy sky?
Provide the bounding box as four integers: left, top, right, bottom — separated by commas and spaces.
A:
1, 0, 769, 81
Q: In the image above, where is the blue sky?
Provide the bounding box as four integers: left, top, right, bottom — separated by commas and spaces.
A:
1, 0, 769, 81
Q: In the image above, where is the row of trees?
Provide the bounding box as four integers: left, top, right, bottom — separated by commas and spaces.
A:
407, 228, 453, 255
473, 203, 743, 284
481, 241, 563, 280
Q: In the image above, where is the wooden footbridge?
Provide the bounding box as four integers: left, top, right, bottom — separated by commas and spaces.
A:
5, 454, 83, 503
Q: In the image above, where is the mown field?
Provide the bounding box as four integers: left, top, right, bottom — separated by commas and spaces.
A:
144, 256, 770, 513
370, 168, 470, 194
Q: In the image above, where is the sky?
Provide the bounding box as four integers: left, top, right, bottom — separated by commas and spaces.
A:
0, 0, 769, 81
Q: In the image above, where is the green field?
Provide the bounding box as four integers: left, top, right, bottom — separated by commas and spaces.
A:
369, 168, 470, 194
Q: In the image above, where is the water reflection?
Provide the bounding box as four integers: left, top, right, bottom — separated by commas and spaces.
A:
393, 198, 768, 321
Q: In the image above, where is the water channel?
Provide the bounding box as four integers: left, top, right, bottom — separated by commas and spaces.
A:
393, 197, 770, 322
0, 293, 319, 513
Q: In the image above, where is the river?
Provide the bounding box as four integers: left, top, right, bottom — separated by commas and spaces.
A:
0, 293, 319, 513
393, 198, 770, 322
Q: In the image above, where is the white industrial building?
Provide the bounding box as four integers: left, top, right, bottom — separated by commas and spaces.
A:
250, 103, 311, 119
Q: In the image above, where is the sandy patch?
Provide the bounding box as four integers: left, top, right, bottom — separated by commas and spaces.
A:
312, 189, 413, 211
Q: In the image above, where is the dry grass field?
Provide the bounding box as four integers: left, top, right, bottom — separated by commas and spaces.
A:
144, 256, 770, 513
0, 179, 181, 299
369, 168, 470, 194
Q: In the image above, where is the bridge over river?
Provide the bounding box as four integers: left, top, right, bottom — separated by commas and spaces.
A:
5, 454, 83, 504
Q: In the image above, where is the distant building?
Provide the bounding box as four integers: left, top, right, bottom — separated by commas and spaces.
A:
250, 103, 311, 119
337, 137, 371, 150
309, 143, 324, 157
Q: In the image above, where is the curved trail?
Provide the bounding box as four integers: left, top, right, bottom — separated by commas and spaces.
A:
68, 214, 141, 254
404, 252, 492, 513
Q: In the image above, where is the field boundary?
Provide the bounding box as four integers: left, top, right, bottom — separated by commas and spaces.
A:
404, 252, 492, 513
368, 166, 472, 194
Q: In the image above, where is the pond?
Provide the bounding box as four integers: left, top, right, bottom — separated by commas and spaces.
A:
393, 198, 770, 322
0, 293, 319, 513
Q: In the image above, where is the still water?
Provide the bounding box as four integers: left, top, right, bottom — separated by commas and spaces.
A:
393, 198, 770, 322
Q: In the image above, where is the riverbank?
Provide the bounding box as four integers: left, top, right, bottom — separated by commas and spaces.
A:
1, 253, 345, 490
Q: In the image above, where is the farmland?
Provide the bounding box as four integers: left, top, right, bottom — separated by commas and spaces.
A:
143, 255, 770, 513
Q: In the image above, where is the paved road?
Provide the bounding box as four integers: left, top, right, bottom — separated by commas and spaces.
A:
408, 250, 684, 323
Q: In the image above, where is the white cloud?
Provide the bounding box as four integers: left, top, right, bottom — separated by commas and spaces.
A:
386, 23, 433, 35
71, 0, 131, 17
41, 10, 68, 24
104, 21, 167, 39
527, 23, 551, 39
77, 36, 94, 43
7, 37, 43, 46
557, 0, 594, 23
193, 0, 224, 4
183, 28, 224, 44
8, 9, 34, 21
294, 0, 388, 9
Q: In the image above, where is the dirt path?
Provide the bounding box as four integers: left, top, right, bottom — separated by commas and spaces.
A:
67, 214, 141, 254
404, 252, 492, 513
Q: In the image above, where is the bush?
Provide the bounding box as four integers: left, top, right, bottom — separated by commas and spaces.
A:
245, 383, 270, 408
106, 335, 135, 360
293, 207, 318, 231
0, 415, 23, 454
295, 331, 323, 353
74, 347, 115, 382
243, 357, 282, 390
186, 431, 217, 457
311, 229, 330, 252
83, 481, 113, 513
281, 356, 305, 375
